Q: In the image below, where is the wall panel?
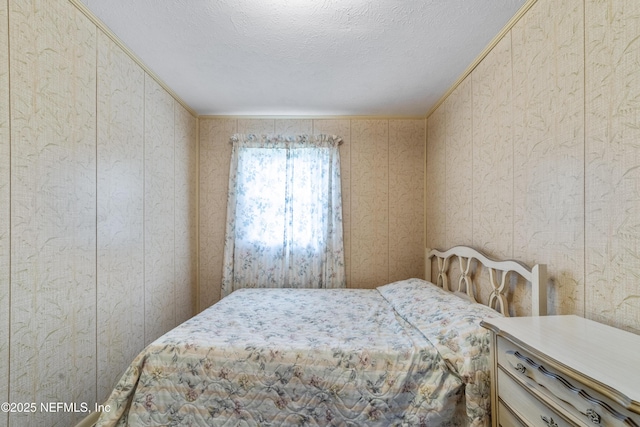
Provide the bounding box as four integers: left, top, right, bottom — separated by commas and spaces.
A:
585, 0, 640, 333
389, 120, 425, 281
275, 119, 313, 135
174, 102, 197, 324
350, 120, 389, 288
426, 107, 447, 250
9, 1, 97, 425
198, 118, 235, 309
444, 78, 473, 248
144, 76, 176, 344
0, 1, 9, 425
511, 0, 584, 316
96, 31, 145, 403
471, 34, 513, 262
237, 118, 275, 135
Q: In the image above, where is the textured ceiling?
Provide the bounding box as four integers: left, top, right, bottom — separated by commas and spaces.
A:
81, 0, 527, 116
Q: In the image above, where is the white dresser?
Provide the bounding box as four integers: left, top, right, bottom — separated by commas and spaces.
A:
481, 315, 640, 427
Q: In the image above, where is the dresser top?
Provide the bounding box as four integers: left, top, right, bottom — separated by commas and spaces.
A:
481, 315, 640, 412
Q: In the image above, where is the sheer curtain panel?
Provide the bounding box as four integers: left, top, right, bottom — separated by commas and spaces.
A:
221, 134, 346, 297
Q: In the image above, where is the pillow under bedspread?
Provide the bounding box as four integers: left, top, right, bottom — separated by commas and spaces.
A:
379, 278, 502, 427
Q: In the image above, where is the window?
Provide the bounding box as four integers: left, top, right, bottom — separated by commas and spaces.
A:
221, 134, 345, 297
236, 148, 318, 249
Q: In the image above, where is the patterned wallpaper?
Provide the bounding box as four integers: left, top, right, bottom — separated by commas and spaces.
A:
198, 119, 235, 308
0, 1, 9, 426
1, 0, 198, 425
443, 78, 473, 249
471, 35, 514, 261
198, 118, 425, 309
350, 120, 390, 288
9, 3, 98, 427
512, 0, 585, 318
96, 30, 145, 404
174, 104, 198, 327
585, 0, 640, 333
144, 76, 177, 346
426, 107, 446, 249
427, 0, 640, 333
389, 121, 427, 283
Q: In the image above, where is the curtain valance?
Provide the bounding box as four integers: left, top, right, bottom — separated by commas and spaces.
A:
229, 133, 342, 149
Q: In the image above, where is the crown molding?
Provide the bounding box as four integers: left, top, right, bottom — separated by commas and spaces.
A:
68, 0, 198, 118
198, 115, 426, 120
426, 0, 539, 118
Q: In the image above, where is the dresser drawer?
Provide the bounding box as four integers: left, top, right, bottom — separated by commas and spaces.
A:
498, 401, 527, 427
497, 337, 640, 427
498, 369, 575, 427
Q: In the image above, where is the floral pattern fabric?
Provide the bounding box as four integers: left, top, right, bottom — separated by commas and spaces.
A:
97, 281, 498, 427
378, 279, 502, 427
221, 134, 346, 298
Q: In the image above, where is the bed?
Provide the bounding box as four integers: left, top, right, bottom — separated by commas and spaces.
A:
92, 246, 547, 427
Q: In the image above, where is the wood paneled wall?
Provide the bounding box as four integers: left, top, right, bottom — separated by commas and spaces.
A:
198, 118, 425, 309
426, 0, 640, 334
0, 1, 9, 425
174, 105, 198, 327
95, 30, 145, 403
0, 1, 198, 426
584, 0, 640, 335
9, 4, 98, 427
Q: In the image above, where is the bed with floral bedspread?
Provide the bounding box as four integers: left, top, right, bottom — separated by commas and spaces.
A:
96, 278, 501, 427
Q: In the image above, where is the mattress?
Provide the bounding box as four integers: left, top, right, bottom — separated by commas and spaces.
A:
96, 279, 501, 427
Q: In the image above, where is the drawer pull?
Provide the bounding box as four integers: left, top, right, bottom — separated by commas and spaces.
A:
509, 351, 639, 427
586, 409, 601, 425
541, 415, 559, 427
515, 363, 526, 374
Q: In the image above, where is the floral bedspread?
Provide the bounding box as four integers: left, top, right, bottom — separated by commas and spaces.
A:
378, 279, 502, 427
97, 280, 498, 427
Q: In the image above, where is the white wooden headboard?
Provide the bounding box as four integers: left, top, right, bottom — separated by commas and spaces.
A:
425, 246, 547, 316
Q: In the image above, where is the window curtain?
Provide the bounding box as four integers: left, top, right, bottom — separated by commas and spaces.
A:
221, 134, 346, 297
